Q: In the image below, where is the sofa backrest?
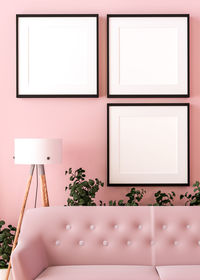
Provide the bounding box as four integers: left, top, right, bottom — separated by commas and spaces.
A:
19, 206, 200, 266
20, 206, 153, 266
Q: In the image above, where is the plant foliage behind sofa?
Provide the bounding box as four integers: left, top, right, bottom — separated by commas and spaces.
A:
0, 221, 16, 268
65, 168, 200, 207
180, 181, 200, 205
65, 168, 104, 206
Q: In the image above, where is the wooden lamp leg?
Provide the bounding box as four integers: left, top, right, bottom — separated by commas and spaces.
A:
5, 165, 35, 280
38, 164, 49, 207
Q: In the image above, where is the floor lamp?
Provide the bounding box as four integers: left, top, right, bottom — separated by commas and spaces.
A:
6, 138, 62, 280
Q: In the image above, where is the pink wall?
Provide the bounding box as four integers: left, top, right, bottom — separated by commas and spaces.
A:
1, 0, 200, 225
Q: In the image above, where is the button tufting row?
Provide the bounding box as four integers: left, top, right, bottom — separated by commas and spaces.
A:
65, 224, 193, 231
66, 224, 97, 231
55, 240, 131, 246
55, 239, 200, 247
64, 224, 153, 231
78, 240, 110, 246
162, 224, 192, 230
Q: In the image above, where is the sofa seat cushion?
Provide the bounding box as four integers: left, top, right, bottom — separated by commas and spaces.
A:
156, 265, 200, 280
36, 265, 160, 280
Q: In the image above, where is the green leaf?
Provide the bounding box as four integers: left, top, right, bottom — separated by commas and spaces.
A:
73, 193, 78, 200
89, 179, 94, 186
118, 200, 125, 206
0, 221, 5, 227
79, 199, 85, 205
155, 191, 160, 197
2, 253, 8, 260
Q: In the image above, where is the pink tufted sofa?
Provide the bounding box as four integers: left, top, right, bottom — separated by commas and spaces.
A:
11, 206, 200, 280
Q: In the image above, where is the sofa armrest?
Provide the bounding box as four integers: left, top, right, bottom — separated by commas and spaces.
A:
11, 237, 48, 280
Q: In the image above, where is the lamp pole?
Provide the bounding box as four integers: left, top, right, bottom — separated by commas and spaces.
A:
39, 165, 49, 207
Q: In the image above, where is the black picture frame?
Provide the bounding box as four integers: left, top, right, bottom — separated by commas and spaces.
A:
107, 14, 190, 98
16, 14, 99, 98
107, 103, 190, 187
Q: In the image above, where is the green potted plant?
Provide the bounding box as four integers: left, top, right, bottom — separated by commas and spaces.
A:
180, 181, 200, 205
65, 168, 104, 206
150, 190, 176, 206
0, 220, 16, 279
108, 187, 146, 206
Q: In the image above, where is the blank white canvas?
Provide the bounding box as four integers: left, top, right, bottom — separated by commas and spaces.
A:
120, 28, 178, 85
109, 105, 188, 184
109, 17, 188, 95
18, 17, 97, 95
119, 116, 178, 174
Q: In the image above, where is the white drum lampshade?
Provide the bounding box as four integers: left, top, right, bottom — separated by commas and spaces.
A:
14, 138, 62, 164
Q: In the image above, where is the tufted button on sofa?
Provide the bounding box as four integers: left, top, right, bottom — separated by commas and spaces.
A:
11, 206, 200, 280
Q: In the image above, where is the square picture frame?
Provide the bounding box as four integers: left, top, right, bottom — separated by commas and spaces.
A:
16, 14, 99, 98
107, 14, 189, 98
107, 103, 190, 186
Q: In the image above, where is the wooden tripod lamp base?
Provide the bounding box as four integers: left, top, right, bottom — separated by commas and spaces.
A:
39, 165, 49, 207
6, 138, 62, 280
